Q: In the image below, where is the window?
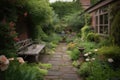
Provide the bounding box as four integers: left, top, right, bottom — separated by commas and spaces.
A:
95, 6, 109, 35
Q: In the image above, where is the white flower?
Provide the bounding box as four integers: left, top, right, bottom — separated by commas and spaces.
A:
91, 58, 95, 61
8, 58, 14, 61
88, 52, 92, 55
94, 49, 98, 52
84, 53, 89, 56
17, 57, 25, 64
108, 58, 114, 63
85, 58, 90, 61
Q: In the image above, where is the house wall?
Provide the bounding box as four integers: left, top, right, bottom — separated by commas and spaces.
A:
90, 12, 95, 28
87, 0, 119, 35
79, 0, 91, 9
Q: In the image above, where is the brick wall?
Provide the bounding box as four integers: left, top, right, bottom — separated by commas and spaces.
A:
79, 0, 91, 9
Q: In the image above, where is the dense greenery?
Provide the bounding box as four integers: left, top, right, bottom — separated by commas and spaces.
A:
1, 61, 51, 80
50, 1, 82, 19
0, 1, 55, 80
0, 23, 17, 57
26, 0, 53, 25
78, 61, 120, 80
50, 1, 85, 31
110, 2, 120, 46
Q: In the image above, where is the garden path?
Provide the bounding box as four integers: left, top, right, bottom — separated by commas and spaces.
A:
40, 43, 82, 80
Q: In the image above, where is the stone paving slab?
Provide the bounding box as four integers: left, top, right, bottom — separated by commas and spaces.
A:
41, 43, 81, 80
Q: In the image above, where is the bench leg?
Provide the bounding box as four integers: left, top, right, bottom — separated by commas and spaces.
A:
43, 47, 46, 54
35, 55, 39, 63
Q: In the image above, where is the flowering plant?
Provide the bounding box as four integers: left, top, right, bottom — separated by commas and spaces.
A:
0, 55, 25, 71
0, 55, 9, 71
67, 42, 77, 50
0, 22, 18, 56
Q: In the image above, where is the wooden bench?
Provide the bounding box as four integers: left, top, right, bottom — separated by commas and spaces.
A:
15, 39, 46, 62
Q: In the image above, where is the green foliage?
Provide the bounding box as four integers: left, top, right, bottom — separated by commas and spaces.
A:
79, 41, 97, 53
109, 2, 120, 46
86, 61, 120, 80
81, 25, 91, 40
46, 33, 62, 43
72, 61, 80, 68
111, 11, 120, 46
64, 12, 85, 31
78, 62, 90, 77
78, 61, 120, 80
68, 48, 80, 60
0, 23, 16, 57
0, 0, 28, 22
25, 0, 55, 41
97, 46, 120, 61
39, 63, 52, 70
87, 32, 100, 43
86, 32, 95, 42
51, 1, 82, 19
98, 37, 111, 47
2, 61, 47, 80
26, 0, 53, 25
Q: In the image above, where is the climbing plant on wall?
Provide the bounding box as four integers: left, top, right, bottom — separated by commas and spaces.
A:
110, 2, 120, 46
25, 0, 54, 40
0, 0, 27, 57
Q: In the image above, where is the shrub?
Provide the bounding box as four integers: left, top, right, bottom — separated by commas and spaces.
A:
86, 32, 95, 42
81, 25, 91, 40
68, 48, 80, 60
97, 46, 120, 68
86, 61, 120, 80
110, 11, 120, 46
72, 60, 81, 68
110, 2, 120, 46
79, 41, 97, 53
78, 62, 90, 77
87, 32, 100, 43
0, 23, 17, 57
67, 42, 77, 50
97, 46, 120, 60
94, 33, 100, 43
78, 61, 120, 80
2, 61, 48, 80
98, 38, 111, 47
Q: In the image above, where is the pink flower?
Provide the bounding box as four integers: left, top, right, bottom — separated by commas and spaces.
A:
0, 55, 9, 71
17, 57, 25, 64
0, 55, 9, 65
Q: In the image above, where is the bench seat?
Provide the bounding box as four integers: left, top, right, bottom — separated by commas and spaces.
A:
15, 39, 46, 62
